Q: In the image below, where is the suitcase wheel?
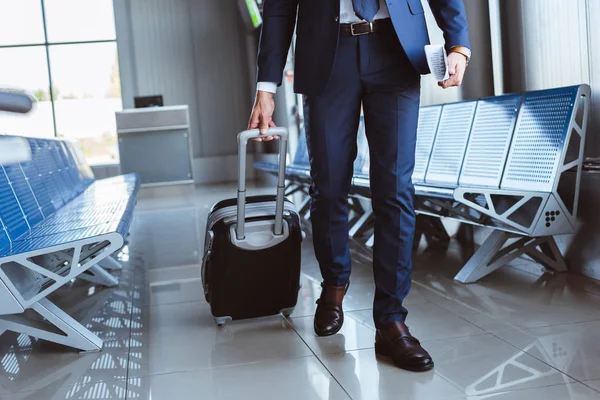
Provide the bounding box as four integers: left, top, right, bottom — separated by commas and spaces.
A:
214, 316, 232, 326
280, 307, 295, 318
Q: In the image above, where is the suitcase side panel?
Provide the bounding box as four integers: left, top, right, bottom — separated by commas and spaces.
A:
206, 197, 297, 234
204, 211, 302, 320
210, 195, 295, 213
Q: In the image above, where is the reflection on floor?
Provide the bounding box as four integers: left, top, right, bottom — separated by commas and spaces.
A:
2, 183, 600, 399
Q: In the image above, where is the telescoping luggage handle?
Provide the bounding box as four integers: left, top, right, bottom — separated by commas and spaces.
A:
236, 127, 289, 240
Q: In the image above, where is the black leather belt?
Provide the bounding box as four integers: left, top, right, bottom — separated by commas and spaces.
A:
339, 18, 393, 36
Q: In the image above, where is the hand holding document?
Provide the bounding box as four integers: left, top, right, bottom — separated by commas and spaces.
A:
424, 44, 450, 82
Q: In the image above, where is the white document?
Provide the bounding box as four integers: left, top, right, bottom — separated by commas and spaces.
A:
424, 44, 450, 82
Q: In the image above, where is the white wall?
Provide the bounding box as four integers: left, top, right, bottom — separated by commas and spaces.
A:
501, 0, 598, 156
497, 0, 600, 280
113, 0, 256, 183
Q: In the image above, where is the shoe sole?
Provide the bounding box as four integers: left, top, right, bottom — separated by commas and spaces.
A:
313, 317, 344, 337
374, 341, 434, 372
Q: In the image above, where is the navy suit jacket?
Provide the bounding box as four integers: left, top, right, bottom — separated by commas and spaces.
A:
257, 0, 470, 95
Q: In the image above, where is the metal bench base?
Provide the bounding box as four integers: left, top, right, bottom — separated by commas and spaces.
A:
454, 231, 567, 284
79, 265, 119, 288
98, 255, 123, 271
0, 233, 123, 314
0, 297, 103, 352
0, 233, 125, 350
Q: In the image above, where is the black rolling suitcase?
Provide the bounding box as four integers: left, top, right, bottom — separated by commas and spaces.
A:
201, 127, 303, 326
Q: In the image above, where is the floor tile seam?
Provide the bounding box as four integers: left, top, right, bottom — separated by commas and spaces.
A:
310, 348, 470, 400
581, 288, 600, 301
285, 307, 376, 321
284, 315, 355, 400
310, 345, 380, 357
410, 330, 492, 345
424, 294, 600, 334
410, 280, 463, 303
138, 299, 209, 309
442, 310, 501, 335
125, 261, 141, 400
424, 285, 600, 310
580, 379, 600, 394
293, 307, 375, 318
418, 362, 582, 400
0, 377, 129, 397
475, 316, 600, 335
463, 381, 592, 399
125, 354, 318, 381
402, 297, 491, 336
487, 330, 583, 384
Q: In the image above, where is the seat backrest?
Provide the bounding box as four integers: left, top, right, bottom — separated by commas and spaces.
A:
29, 138, 66, 210
48, 140, 77, 204
64, 140, 95, 186
0, 136, 95, 247
0, 167, 31, 242
500, 86, 581, 192
425, 101, 477, 187
354, 117, 368, 176
2, 162, 44, 228
53, 141, 84, 196
413, 105, 442, 184
0, 220, 9, 254
292, 128, 310, 168
20, 139, 56, 218
458, 94, 522, 188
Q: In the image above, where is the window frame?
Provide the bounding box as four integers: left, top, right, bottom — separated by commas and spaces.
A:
0, 0, 119, 140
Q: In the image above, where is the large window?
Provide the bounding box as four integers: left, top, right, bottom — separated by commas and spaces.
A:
0, 0, 121, 165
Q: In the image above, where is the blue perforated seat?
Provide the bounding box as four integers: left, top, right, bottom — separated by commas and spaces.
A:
253, 127, 311, 181
351, 118, 370, 189
0, 136, 138, 289
350, 84, 591, 283
0, 135, 140, 351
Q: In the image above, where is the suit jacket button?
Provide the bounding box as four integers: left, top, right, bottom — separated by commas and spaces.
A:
335, 16, 339, 21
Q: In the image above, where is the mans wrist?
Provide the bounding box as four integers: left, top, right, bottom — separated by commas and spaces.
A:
449, 46, 471, 66
257, 90, 274, 99
256, 81, 277, 94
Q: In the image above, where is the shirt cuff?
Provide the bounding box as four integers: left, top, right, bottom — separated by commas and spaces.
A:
256, 82, 277, 93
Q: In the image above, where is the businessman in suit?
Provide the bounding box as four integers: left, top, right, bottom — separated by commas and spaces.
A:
249, 0, 470, 371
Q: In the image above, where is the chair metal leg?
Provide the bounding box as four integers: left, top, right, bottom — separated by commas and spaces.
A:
285, 182, 303, 197
454, 230, 511, 284
365, 233, 375, 248
525, 236, 568, 273
79, 265, 119, 288
98, 255, 123, 271
349, 208, 373, 238
427, 217, 451, 242
298, 195, 311, 218
454, 230, 569, 284
0, 298, 103, 352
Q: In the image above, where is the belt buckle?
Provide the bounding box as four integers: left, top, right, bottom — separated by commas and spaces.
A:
350, 21, 373, 36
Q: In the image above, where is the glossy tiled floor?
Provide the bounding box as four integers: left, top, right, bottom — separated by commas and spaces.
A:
2, 183, 600, 399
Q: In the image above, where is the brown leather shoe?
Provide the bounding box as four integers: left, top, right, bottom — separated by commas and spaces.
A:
314, 281, 349, 337
375, 321, 434, 372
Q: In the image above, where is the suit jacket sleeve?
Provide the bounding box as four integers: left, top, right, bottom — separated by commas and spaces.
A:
427, 0, 471, 51
257, 0, 299, 86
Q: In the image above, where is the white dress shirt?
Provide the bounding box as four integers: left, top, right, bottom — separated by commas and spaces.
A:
340, 0, 390, 23
257, 0, 390, 93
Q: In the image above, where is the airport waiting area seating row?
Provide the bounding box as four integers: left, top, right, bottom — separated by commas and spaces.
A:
0, 135, 140, 351
255, 84, 592, 283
